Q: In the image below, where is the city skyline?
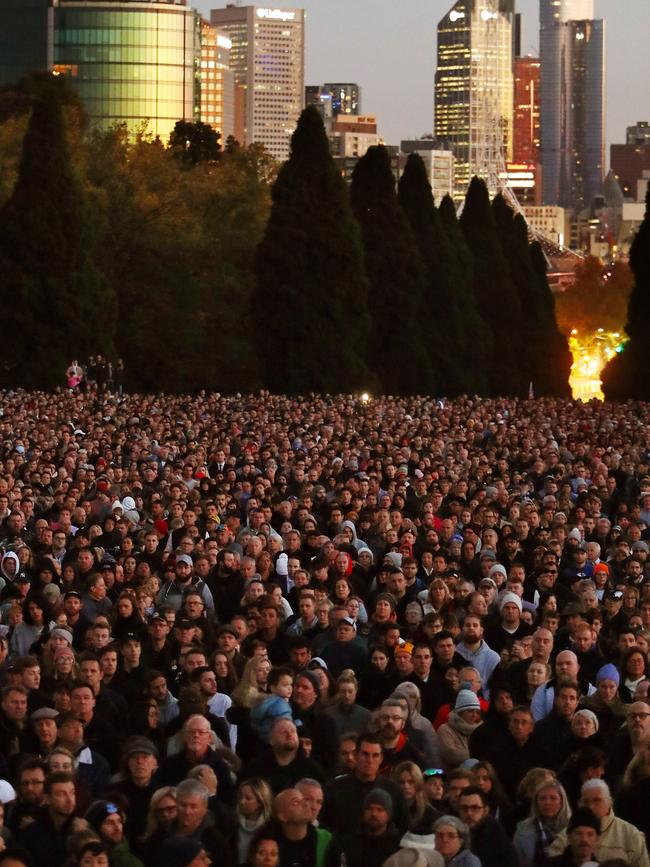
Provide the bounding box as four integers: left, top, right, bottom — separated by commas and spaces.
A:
196, 0, 649, 159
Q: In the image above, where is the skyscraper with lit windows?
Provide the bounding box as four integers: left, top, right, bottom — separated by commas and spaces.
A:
539, 0, 605, 211
210, 5, 305, 161
434, 0, 514, 201
200, 21, 235, 142
0, 0, 201, 141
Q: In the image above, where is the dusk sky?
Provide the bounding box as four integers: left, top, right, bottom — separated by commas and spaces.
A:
196, 0, 650, 163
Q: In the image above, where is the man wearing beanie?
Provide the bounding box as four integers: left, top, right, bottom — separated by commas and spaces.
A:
548, 807, 601, 867
159, 837, 212, 867
550, 780, 650, 867
438, 688, 483, 771
330, 788, 401, 867
84, 800, 143, 867
485, 590, 533, 655
581, 663, 627, 742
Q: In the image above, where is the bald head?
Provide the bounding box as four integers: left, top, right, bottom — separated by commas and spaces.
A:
555, 650, 579, 680
627, 701, 650, 742
274, 788, 309, 825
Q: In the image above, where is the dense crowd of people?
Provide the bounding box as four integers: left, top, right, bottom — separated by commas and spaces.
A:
0, 389, 647, 867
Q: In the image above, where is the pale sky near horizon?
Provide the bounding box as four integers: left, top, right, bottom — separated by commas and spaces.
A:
195, 0, 650, 165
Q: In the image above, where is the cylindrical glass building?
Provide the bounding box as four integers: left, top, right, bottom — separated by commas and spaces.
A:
51, 0, 200, 140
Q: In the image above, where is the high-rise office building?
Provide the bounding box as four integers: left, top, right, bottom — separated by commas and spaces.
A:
329, 115, 378, 159
305, 86, 333, 121
400, 140, 455, 204
322, 83, 360, 117
306, 83, 360, 120
200, 21, 235, 142
539, 0, 605, 212
626, 121, 650, 147
513, 57, 540, 165
0, 0, 201, 141
611, 122, 650, 200
434, 0, 514, 201
210, 5, 305, 162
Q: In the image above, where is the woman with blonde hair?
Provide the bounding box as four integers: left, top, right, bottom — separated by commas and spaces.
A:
230, 778, 273, 865
513, 778, 572, 867
144, 786, 177, 838
418, 578, 452, 616
393, 760, 439, 834
231, 656, 271, 709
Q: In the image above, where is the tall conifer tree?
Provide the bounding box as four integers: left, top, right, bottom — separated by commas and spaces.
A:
350, 146, 434, 395
492, 195, 571, 395
602, 184, 650, 400
252, 106, 371, 394
460, 177, 526, 396
437, 194, 491, 395
0, 81, 116, 388
398, 154, 465, 394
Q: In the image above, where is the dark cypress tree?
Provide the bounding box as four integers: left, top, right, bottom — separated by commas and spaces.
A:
397, 153, 466, 395
460, 177, 526, 396
491, 195, 571, 396
529, 240, 573, 397
252, 106, 371, 394
0, 80, 116, 388
602, 184, 650, 400
350, 145, 435, 395
437, 194, 491, 394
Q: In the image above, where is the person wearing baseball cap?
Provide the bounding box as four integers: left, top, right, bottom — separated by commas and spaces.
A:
109, 736, 159, 841
156, 554, 214, 614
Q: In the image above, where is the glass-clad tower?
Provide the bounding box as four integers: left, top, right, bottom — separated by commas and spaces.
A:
53, 1, 201, 140
539, 0, 605, 211
0, 0, 201, 142
434, 0, 514, 201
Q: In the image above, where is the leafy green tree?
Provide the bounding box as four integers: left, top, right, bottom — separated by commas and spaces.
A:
555, 256, 633, 335
350, 145, 434, 395
602, 184, 650, 400
169, 120, 221, 167
85, 125, 268, 393
252, 106, 371, 394
460, 177, 526, 396
437, 194, 491, 394
0, 79, 115, 388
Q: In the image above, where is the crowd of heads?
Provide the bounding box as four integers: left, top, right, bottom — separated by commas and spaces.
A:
0, 389, 645, 865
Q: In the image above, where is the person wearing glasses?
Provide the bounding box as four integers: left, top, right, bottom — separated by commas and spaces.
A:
433, 815, 481, 867
457, 787, 518, 867
608, 700, 650, 781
